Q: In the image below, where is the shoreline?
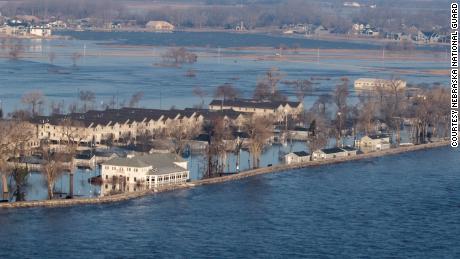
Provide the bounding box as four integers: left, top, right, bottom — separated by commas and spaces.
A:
0, 140, 450, 209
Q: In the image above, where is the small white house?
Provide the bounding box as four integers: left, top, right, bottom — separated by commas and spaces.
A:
29, 26, 52, 37
356, 135, 391, 152
102, 153, 189, 188
284, 151, 310, 165
312, 147, 349, 161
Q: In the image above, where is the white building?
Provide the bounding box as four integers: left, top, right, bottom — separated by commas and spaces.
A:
354, 78, 406, 91
101, 153, 189, 188
29, 26, 52, 37
284, 151, 310, 165
355, 135, 391, 152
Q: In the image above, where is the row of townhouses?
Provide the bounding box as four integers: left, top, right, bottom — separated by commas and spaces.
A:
28, 99, 303, 146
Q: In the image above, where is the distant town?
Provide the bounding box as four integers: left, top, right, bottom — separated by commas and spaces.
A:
0, 0, 450, 48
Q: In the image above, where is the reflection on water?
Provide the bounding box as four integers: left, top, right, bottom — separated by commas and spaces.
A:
1, 141, 310, 202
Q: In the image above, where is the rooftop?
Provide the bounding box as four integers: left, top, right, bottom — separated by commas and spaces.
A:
292, 151, 309, 157
321, 147, 346, 154
209, 98, 301, 110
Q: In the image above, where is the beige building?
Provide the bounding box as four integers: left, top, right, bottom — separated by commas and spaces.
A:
354, 78, 406, 91
146, 21, 174, 31
29, 26, 52, 37
355, 135, 391, 152
30, 108, 204, 146
209, 99, 303, 121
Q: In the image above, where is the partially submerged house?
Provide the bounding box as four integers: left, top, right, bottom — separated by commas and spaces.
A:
101, 153, 189, 188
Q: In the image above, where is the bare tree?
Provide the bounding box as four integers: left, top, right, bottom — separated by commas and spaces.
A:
244, 115, 273, 168
214, 83, 239, 100
333, 78, 349, 146
8, 40, 24, 60
0, 120, 34, 201
253, 67, 286, 101
306, 114, 328, 160
40, 144, 65, 200
161, 47, 197, 66
128, 91, 144, 108
71, 52, 83, 67
192, 86, 207, 108
288, 79, 313, 103
48, 51, 57, 64
79, 90, 96, 112
21, 91, 44, 116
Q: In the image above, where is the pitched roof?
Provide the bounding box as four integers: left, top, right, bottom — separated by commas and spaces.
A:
209, 98, 301, 110
29, 108, 197, 128
321, 147, 346, 154
368, 134, 389, 140
341, 146, 357, 151
293, 151, 309, 157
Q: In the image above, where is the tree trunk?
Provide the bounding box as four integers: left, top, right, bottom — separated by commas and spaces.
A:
47, 183, 54, 200
69, 172, 74, 198
2, 174, 8, 200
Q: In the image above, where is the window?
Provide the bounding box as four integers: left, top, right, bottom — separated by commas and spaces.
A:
105, 175, 108, 179
127, 177, 130, 181
134, 177, 137, 182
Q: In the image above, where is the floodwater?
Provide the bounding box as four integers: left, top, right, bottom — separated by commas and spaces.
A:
0, 31, 451, 201
0, 147, 459, 258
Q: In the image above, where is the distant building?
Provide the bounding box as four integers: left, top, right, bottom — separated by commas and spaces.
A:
102, 153, 189, 188
352, 24, 379, 37
354, 78, 406, 91
415, 31, 441, 44
343, 2, 361, 7
355, 135, 391, 152
284, 151, 310, 165
314, 25, 330, 36
235, 21, 247, 31
29, 25, 52, 37
146, 21, 174, 31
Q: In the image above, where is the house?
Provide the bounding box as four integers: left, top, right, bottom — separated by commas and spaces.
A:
312, 147, 350, 160
146, 21, 174, 32
356, 135, 391, 152
415, 31, 441, 43
29, 25, 52, 37
354, 78, 406, 91
284, 151, 310, 165
101, 153, 189, 188
344, 2, 361, 7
